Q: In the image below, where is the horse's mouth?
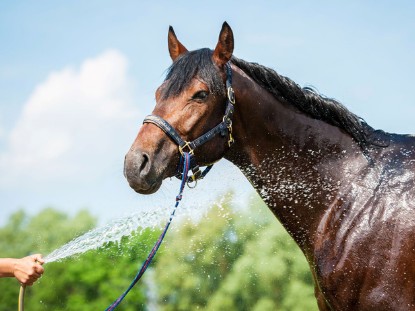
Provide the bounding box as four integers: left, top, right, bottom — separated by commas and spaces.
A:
124, 147, 176, 195
128, 179, 162, 195
125, 160, 179, 195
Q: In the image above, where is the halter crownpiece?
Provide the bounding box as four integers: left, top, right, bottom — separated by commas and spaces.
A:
143, 61, 236, 186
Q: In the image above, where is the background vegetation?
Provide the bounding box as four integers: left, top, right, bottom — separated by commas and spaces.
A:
0, 195, 318, 310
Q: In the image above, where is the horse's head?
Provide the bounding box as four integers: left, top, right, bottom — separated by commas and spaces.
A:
124, 22, 235, 194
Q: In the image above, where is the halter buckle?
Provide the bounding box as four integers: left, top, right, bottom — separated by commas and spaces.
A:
179, 141, 194, 156
227, 86, 235, 105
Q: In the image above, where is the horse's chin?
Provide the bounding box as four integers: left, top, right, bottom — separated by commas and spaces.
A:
130, 179, 162, 195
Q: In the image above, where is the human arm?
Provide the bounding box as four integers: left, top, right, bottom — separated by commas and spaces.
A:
0, 254, 45, 286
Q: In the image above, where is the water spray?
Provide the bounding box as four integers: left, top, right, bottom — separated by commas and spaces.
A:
16, 152, 192, 310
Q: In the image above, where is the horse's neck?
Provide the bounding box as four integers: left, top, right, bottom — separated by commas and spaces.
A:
226, 66, 368, 253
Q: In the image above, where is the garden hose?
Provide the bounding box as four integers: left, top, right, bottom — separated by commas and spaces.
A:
18, 285, 25, 311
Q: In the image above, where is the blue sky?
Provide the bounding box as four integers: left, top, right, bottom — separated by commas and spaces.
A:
0, 1, 414, 225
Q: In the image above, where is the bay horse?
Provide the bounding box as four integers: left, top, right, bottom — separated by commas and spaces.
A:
124, 22, 415, 310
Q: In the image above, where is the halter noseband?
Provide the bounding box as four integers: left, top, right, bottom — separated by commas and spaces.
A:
143, 62, 235, 186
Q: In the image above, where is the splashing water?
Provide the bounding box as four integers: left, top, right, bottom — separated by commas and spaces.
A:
44, 207, 172, 263
42, 160, 252, 264
43, 196, 231, 263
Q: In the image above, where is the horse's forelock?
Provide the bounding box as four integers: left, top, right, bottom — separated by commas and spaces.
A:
161, 48, 225, 100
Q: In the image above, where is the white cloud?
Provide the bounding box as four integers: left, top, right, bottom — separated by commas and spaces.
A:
0, 50, 141, 187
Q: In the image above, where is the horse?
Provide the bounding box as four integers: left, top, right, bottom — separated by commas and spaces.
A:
124, 22, 415, 310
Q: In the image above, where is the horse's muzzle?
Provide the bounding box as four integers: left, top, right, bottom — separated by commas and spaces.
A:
124, 150, 162, 194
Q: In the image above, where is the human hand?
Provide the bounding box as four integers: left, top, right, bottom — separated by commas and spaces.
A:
13, 254, 45, 286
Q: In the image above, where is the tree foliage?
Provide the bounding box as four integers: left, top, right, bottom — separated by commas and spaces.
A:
154, 195, 318, 310
1, 194, 318, 310
0, 208, 158, 311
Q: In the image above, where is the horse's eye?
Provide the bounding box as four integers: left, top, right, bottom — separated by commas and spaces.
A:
192, 90, 209, 101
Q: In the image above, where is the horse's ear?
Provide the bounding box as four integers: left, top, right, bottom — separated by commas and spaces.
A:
168, 26, 188, 61
213, 22, 234, 68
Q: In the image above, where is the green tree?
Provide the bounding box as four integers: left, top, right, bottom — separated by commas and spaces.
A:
0, 208, 96, 311
0, 208, 159, 311
154, 195, 318, 310
1, 194, 319, 310
30, 228, 159, 311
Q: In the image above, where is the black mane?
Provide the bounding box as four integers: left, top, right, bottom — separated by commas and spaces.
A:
230, 57, 387, 149
162, 49, 387, 149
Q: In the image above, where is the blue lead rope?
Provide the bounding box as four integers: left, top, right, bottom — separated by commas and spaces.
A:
105, 152, 191, 311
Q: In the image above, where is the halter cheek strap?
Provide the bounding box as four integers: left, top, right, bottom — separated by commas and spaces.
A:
142, 62, 235, 186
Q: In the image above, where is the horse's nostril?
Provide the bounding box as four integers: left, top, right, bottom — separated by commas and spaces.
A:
140, 152, 150, 173
124, 150, 152, 181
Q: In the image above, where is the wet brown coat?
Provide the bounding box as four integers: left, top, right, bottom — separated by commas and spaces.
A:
124, 23, 415, 310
